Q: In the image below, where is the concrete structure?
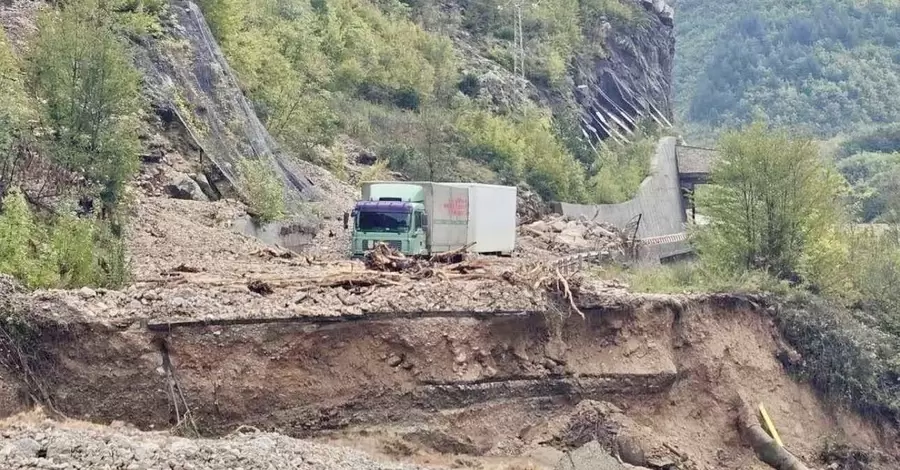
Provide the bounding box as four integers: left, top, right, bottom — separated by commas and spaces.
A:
551, 137, 716, 262
675, 144, 717, 223
232, 215, 318, 253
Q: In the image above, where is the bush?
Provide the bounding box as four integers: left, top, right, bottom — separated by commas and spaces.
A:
238, 159, 287, 223
0, 189, 57, 288
0, 188, 130, 289
456, 106, 587, 202
28, 0, 143, 213
587, 124, 658, 203
695, 122, 847, 282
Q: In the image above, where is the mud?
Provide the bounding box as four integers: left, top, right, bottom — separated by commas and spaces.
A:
1, 294, 897, 469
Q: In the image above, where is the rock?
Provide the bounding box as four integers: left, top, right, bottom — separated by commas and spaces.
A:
556, 441, 625, 470
454, 351, 467, 364
646, 455, 676, 468
615, 435, 647, 467
6, 438, 42, 458
167, 439, 199, 456
165, 172, 209, 201
140, 149, 165, 163
78, 287, 97, 299
528, 220, 551, 233
386, 354, 403, 367
550, 220, 567, 232
355, 150, 377, 166
191, 173, 219, 201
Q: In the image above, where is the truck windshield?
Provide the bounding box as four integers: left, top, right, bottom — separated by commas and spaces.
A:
356, 211, 410, 233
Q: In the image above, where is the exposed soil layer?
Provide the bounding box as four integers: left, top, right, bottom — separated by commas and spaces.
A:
1, 294, 897, 470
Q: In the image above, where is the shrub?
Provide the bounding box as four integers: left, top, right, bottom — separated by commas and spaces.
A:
587, 125, 658, 203
28, 0, 142, 213
51, 213, 97, 288
695, 121, 847, 281
0, 189, 57, 288
456, 106, 587, 201
776, 296, 900, 423
356, 159, 391, 186
237, 159, 287, 223
0, 188, 129, 289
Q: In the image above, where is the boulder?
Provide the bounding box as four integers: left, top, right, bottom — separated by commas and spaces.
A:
165, 172, 209, 201
556, 441, 625, 470
191, 173, 219, 201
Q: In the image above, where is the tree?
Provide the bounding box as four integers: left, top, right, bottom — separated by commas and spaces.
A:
28, 0, 142, 213
696, 121, 847, 282
238, 158, 287, 223
416, 104, 456, 180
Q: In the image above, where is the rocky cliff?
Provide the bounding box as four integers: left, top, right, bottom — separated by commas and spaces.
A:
575, 0, 675, 142
132, 0, 678, 204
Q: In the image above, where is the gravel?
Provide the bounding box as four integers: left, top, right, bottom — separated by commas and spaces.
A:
0, 414, 429, 470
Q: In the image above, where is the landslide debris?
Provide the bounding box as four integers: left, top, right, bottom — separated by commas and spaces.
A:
0, 411, 422, 470
517, 215, 635, 257
10, 192, 628, 323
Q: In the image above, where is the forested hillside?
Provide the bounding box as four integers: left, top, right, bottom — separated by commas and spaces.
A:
194, 0, 670, 204
676, 0, 900, 136
675, 0, 900, 222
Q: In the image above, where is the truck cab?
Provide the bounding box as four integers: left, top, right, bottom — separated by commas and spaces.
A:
346, 184, 429, 257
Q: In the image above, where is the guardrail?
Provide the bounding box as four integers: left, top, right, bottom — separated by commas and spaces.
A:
638, 232, 689, 246
550, 231, 690, 274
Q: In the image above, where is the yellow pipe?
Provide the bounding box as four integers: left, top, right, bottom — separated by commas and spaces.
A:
758, 403, 784, 447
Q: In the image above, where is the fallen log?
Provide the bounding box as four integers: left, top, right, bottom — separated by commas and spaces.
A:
429, 243, 475, 264
734, 396, 810, 470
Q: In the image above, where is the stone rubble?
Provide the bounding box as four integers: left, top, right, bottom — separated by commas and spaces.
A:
0, 413, 427, 470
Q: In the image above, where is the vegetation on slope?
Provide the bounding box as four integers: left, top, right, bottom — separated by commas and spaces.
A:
834, 125, 900, 222
196, 0, 660, 204
676, 0, 900, 136
0, 0, 151, 288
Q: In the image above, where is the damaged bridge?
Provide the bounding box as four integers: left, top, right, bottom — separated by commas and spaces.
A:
551, 137, 718, 262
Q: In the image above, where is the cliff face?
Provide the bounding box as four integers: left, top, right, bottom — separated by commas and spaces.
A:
575, 0, 675, 143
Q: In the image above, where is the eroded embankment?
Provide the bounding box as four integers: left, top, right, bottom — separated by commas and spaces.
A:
0, 304, 677, 432
1, 295, 897, 469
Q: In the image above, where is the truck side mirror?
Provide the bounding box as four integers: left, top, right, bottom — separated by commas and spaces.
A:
422, 213, 429, 228
342, 211, 349, 230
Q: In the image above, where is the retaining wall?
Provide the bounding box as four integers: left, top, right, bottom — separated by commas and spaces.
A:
551, 136, 691, 262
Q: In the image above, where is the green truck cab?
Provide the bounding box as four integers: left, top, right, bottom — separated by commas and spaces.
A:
345, 183, 429, 257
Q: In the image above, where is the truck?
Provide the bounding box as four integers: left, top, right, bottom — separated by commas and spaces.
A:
343, 181, 517, 257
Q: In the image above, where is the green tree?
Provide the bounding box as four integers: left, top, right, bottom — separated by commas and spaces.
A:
696, 122, 847, 282
238, 158, 287, 223
28, 0, 142, 213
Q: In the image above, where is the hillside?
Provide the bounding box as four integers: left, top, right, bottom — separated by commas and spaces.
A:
675, 0, 900, 138
675, 0, 900, 222
189, 0, 675, 205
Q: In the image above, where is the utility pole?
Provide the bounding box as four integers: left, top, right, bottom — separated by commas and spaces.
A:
501, 0, 527, 79
515, 0, 524, 79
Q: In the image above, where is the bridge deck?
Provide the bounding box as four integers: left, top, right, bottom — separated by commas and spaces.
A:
675, 145, 717, 183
